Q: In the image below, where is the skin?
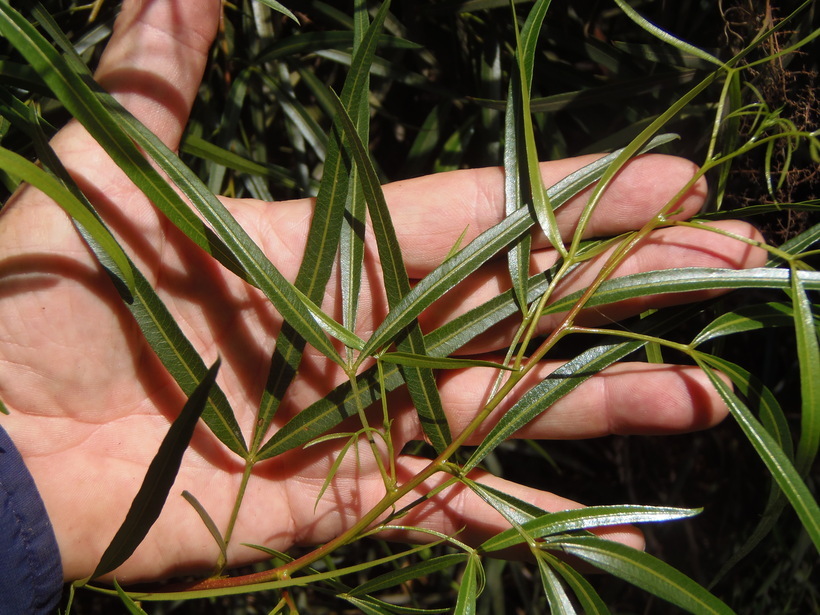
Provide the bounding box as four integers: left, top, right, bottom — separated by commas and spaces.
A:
0, 0, 766, 585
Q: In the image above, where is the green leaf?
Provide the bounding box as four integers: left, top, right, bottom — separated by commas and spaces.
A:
181, 491, 228, 565
691, 301, 817, 346
611, 0, 723, 67
1, 3, 342, 367
696, 353, 820, 553
479, 505, 700, 553
256, 137, 680, 460
349, 553, 468, 597
464, 478, 547, 526
357, 138, 672, 361
379, 352, 513, 371
541, 268, 820, 317
454, 554, 481, 615
329, 88, 452, 453
24, 110, 246, 455
702, 355, 793, 460
0, 145, 133, 293
254, 0, 392, 453
113, 579, 149, 615
92, 359, 221, 579
252, 0, 299, 24
504, 0, 563, 310
550, 537, 735, 614
536, 554, 577, 615
179, 133, 297, 188
791, 263, 820, 472
548, 556, 611, 615
463, 305, 697, 472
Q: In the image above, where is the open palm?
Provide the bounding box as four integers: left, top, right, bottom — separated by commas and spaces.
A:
0, 0, 765, 584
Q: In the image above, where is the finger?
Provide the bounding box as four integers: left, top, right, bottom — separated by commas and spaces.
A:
421, 220, 766, 350
381, 153, 706, 276
416, 362, 731, 443
241, 153, 706, 280
380, 457, 645, 552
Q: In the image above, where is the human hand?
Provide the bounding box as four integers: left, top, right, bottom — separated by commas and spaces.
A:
0, 0, 766, 584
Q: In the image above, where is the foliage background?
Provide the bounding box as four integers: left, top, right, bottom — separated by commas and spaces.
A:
1, 0, 817, 613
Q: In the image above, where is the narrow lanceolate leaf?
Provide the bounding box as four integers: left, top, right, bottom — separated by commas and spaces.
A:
330, 90, 452, 452
254, 0, 392, 453
695, 353, 820, 553
463, 305, 695, 473
691, 301, 817, 347
536, 554, 577, 615
181, 491, 228, 564
454, 555, 481, 615
113, 580, 149, 615
349, 553, 467, 597
253, 0, 299, 23
479, 505, 699, 553
612, 0, 723, 67
540, 268, 820, 317
464, 478, 547, 526
791, 263, 820, 472
504, 0, 561, 310
548, 536, 735, 615
341, 0, 371, 335
512, 0, 565, 259
257, 139, 678, 460
92, 360, 221, 579
703, 355, 793, 460
548, 557, 611, 615
503, 59, 533, 311
357, 135, 680, 361
0, 145, 133, 293
0, 4, 342, 367
26, 110, 246, 455
379, 352, 513, 371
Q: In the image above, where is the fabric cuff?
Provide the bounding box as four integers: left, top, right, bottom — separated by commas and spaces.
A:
0, 424, 63, 614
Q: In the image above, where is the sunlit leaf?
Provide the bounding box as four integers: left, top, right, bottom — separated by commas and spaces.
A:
252, 0, 299, 24
0, 144, 133, 292
479, 505, 699, 553
329, 87, 452, 452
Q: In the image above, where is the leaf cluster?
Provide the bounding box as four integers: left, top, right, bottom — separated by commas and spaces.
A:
0, 0, 817, 613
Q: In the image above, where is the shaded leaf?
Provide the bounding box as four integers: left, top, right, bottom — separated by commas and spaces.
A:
696, 353, 820, 553
92, 360, 221, 579
549, 536, 735, 614
791, 264, 820, 472
113, 580, 149, 615
349, 553, 467, 597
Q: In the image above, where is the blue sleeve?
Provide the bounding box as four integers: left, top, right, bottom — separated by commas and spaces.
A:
0, 425, 63, 615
